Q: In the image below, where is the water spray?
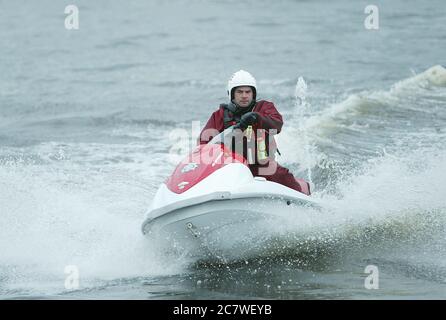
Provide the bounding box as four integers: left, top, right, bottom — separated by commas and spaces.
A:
294, 77, 313, 186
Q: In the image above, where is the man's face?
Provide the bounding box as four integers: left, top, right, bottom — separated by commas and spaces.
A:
233, 86, 253, 107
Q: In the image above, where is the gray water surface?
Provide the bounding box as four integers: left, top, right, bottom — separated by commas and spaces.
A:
1, 0, 446, 299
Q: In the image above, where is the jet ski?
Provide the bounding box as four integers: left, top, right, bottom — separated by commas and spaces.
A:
141, 126, 320, 262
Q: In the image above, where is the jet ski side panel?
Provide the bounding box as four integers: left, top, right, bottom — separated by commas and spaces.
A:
142, 196, 320, 262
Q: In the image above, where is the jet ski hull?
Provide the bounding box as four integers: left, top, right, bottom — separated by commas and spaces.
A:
142, 195, 318, 262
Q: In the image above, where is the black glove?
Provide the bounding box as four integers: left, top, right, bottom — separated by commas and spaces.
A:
235, 112, 258, 131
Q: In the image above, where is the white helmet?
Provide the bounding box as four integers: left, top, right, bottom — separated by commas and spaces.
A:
227, 70, 257, 101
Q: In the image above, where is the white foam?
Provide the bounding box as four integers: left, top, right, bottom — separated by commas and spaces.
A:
0, 161, 187, 295
322, 147, 446, 224
393, 65, 446, 92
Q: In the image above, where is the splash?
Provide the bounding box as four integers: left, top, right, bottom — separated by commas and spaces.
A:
294, 76, 308, 111
0, 160, 187, 297
243, 146, 446, 266
293, 77, 314, 184
276, 76, 323, 181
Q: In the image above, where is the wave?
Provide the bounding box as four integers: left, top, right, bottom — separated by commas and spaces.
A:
275, 65, 446, 180
303, 65, 446, 132
154, 79, 221, 88
2, 111, 177, 134
71, 63, 147, 73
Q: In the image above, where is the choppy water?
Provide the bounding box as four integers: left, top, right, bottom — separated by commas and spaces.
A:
1, 0, 446, 299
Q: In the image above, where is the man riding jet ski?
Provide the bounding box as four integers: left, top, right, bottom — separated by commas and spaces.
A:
141, 71, 315, 261
199, 70, 310, 195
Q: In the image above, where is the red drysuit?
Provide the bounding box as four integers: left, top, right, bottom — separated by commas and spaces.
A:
198, 100, 310, 195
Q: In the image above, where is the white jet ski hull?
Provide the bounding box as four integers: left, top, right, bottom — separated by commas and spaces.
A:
142, 189, 319, 262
